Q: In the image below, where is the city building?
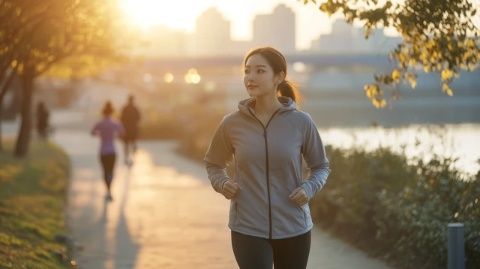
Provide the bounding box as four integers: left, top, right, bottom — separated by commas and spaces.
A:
310, 19, 401, 54
252, 4, 296, 53
193, 7, 232, 56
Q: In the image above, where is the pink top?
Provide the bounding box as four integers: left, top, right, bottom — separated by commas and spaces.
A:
91, 118, 124, 155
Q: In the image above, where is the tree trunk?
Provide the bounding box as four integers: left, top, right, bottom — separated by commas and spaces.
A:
14, 66, 35, 158
0, 70, 17, 152
0, 108, 3, 152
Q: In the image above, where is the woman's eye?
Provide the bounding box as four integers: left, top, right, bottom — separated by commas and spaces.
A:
257, 69, 265, 74
244, 69, 250, 74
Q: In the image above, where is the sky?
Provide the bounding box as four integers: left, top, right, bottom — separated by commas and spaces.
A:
118, 0, 336, 50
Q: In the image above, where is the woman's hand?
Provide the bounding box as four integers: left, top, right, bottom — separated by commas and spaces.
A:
289, 187, 309, 206
222, 180, 239, 199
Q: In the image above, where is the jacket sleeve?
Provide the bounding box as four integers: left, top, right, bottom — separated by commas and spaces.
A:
204, 117, 234, 193
300, 114, 330, 199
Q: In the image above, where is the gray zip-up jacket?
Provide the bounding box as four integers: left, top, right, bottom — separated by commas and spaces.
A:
204, 96, 330, 239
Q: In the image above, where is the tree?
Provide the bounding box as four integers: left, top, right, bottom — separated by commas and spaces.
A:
303, 0, 480, 108
0, 0, 122, 157
0, 0, 24, 151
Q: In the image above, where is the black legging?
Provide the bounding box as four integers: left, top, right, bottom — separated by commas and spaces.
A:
100, 153, 116, 190
231, 230, 311, 269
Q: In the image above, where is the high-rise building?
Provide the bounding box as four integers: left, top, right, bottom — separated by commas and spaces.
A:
193, 7, 232, 55
310, 19, 401, 54
252, 4, 296, 53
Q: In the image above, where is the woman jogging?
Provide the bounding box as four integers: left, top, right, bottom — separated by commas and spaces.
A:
91, 101, 124, 201
204, 47, 330, 269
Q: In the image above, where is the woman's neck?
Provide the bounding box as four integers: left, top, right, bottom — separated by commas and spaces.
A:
253, 94, 282, 115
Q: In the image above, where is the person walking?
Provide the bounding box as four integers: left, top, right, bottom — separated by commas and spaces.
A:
91, 101, 124, 201
36, 101, 50, 139
204, 47, 330, 269
120, 95, 141, 166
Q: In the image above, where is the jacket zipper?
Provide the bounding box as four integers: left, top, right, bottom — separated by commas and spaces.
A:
248, 108, 281, 239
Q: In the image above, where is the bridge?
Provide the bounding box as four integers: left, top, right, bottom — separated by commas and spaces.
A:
141, 54, 397, 69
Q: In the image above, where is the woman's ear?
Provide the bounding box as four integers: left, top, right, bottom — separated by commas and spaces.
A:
275, 71, 286, 84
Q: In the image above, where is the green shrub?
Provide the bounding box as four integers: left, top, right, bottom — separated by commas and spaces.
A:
311, 147, 480, 269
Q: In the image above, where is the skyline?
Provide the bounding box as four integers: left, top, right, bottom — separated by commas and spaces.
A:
130, 5, 401, 57
119, 0, 341, 50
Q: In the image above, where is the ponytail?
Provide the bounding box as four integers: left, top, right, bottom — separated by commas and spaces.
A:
277, 80, 301, 103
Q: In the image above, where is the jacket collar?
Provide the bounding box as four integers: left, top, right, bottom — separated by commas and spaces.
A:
238, 96, 296, 119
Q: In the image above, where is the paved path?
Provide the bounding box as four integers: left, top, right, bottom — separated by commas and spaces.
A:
55, 135, 233, 269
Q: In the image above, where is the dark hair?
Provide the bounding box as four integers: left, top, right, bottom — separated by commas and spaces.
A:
244, 47, 301, 103
102, 101, 114, 116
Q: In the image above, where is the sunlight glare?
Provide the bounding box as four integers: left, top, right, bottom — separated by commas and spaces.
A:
118, 0, 201, 30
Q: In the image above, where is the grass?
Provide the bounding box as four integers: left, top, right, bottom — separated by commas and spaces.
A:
0, 139, 72, 268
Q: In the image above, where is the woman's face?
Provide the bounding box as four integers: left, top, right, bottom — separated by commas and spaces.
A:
244, 54, 282, 98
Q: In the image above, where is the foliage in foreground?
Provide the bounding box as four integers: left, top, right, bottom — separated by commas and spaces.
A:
303, 0, 480, 107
